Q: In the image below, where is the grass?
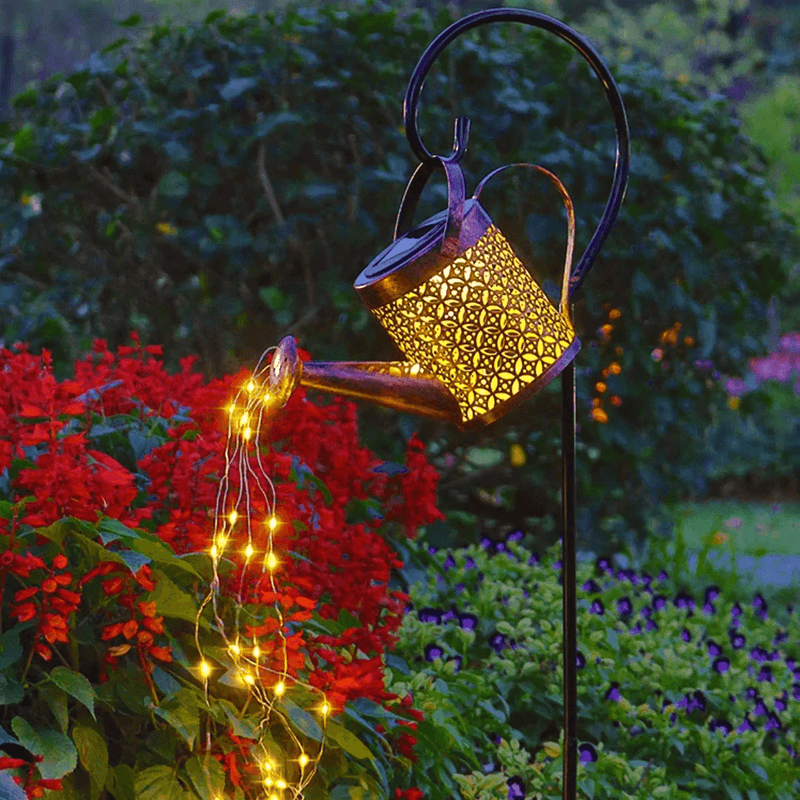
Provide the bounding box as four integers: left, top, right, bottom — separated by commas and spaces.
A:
634, 500, 800, 625
670, 499, 800, 556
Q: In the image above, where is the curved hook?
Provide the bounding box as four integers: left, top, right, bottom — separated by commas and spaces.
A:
403, 8, 630, 301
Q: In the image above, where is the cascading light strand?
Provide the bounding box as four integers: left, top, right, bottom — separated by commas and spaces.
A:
194, 346, 330, 799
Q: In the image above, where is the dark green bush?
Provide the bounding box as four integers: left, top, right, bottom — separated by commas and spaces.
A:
0, 1, 797, 553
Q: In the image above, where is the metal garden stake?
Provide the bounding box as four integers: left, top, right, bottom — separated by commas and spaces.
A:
270, 8, 630, 798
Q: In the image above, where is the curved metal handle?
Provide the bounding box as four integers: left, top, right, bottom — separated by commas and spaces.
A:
473, 163, 576, 321
403, 8, 630, 301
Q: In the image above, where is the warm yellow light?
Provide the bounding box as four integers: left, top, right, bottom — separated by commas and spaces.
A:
230, 643, 240, 656
274, 681, 285, 696
227, 403, 236, 416
242, 672, 255, 685
216, 534, 227, 550
321, 702, 329, 716
263, 757, 274, 772
298, 753, 309, 768
199, 661, 211, 678
243, 426, 252, 440
276, 780, 287, 790
265, 777, 273, 787
240, 411, 249, 427
268, 516, 278, 532
210, 544, 218, 559
247, 379, 256, 393
265, 552, 278, 570
252, 644, 261, 658
228, 510, 238, 525
245, 543, 254, 559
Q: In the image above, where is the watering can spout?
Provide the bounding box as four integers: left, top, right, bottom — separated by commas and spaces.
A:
270, 335, 463, 426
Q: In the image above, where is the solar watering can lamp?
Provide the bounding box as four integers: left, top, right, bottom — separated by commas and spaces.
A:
270, 8, 630, 799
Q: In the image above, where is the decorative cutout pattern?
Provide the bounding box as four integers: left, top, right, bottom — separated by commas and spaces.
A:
371, 225, 577, 424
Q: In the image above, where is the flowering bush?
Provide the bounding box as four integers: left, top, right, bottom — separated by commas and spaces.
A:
0, 334, 443, 799
382, 530, 800, 799
706, 331, 800, 497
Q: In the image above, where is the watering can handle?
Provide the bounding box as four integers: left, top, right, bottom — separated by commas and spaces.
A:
473, 163, 576, 320
393, 153, 466, 259
403, 7, 630, 301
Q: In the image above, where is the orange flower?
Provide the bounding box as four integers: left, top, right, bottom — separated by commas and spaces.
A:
595, 382, 607, 393
609, 308, 621, 320
608, 362, 622, 375
122, 619, 139, 639
591, 408, 609, 423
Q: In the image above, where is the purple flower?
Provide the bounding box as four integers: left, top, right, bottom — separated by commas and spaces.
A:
731, 603, 742, 620
713, 657, 730, 674
710, 718, 732, 736
507, 776, 525, 799
688, 690, 706, 713
779, 332, 800, 352
617, 596, 633, 616
480, 535, 493, 550
527, 553, 540, 566
578, 743, 598, 764
507, 530, 524, 544
653, 595, 667, 611
745, 686, 759, 701
645, 619, 659, 632
750, 646, 769, 662
424, 643, 444, 662
448, 655, 462, 672
458, 612, 478, 630
707, 639, 723, 656
582, 579, 601, 593
640, 571, 653, 587
488, 732, 501, 745
730, 629, 746, 649
775, 692, 788, 711
681, 628, 692, 643
658, 570, 669, 582
725, 377, 748, 397
757, 665, 773, 682
703, 602, 716, 615
753, 698, 768, 716
596, 556, 613, 574
764, 712, 781, 732
464, 556, 476, 569
738, 716, 756, 733
489, 632, 506, 652
590, 599, 605, 615
576, 650, 586, 669
443, 554, 456, 570
705, 586, 720, 603
793, 683, 800, 701
418, 607, 443, 624
675, 591, 695, 611
605, 683, 621, 701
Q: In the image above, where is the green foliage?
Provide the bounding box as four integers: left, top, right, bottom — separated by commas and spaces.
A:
385, 533, 800, 798
0, 1, 797, 555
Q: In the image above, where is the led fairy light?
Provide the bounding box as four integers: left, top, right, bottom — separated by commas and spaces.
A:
194, 345, 330, 798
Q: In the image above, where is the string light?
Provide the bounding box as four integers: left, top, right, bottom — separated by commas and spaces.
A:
195, 346, 330, 799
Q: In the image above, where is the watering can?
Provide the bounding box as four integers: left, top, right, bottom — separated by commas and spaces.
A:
268, 9, 629, 432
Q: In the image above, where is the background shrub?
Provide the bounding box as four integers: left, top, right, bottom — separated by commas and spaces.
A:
1, 1, 797, 555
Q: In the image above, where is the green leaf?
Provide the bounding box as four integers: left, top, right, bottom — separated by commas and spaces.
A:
219, 702, 258, 740
0, 627, 23, 670
324, 720, 375, 761
184, 756, 225, 800
117, 550, 151, 573
219, 78, 258, 102
117, 13, 141, 27
278, 696, 323, 743
101, 37, 129, 55
73, 724, 108, 800
90, 107, 115, 133
10, 718, 77, 780
147, 571, 206, 628
151, 689, 201, 748
111, 764, 135, 800
130, 538, 201, 578
0, 672, 24, 705
133, 765, 184, 800
157, 171, 190, 199
204, 10, 226, 23
255, 111, 303, 138
50, 667, 97, 720
39, 684, 69, 734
